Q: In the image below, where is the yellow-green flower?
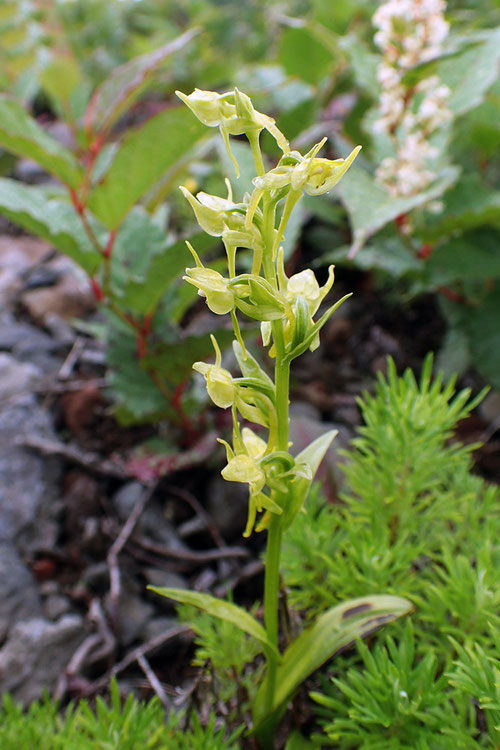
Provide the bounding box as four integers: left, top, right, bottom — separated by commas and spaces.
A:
184, 266, 235, 315
193, 335, 235, 408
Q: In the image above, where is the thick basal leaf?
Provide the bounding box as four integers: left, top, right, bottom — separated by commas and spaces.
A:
252, 595, 413, 732
88, 107, 206, 229
440, 27, 500, 116
281, 430, 337, 529
85, 29, 198, 137
337, 166, 459, 255
0, 95, 83, 188
284, 731, 316, 750
421, 176, 500, 242
147, 587, 278, 658
0, 178, 102, 274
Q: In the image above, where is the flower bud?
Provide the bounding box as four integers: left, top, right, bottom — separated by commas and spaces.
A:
193, 361, 235, 409
175, 88, 222, 126
180, 186, 245, 237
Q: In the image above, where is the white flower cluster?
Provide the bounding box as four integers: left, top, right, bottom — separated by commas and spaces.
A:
372, 0, 452, 197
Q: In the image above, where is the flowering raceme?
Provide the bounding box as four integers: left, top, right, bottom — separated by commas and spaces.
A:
372, 0, 452, 197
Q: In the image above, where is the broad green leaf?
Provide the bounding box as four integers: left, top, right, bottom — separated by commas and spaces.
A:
252, 595, 413, 732
0, 178, 102, 275
279, 26, 334, 86
426, 230, 500, 286
147, 587, 278, 658
400, 37, 481, 89
440, 27, 500, 116
39, 52, 83, 106
281, 429, 338, 529
85, 29, 198, 137
321, 235, 421, 279
337, 165, 460, 255
88, 107, 206, 229
421, 176, 500, 242
0, 95, 83, 188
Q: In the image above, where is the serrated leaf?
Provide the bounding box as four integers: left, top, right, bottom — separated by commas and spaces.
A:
338, 35, 381, 94
426, 230, 500, 286
464, 288, 500, 388
440, 27, 500, 116
85, 29, 198, 138
337, 165, 460, 255
279, 26, 333, 86
421, 176, 500, 242
0, 178, 102, 274
147, 587, 278, 658
122, 230, 219, 315
88, 107, 206, 229
143, 330, 236, 386
252, 595, 413, 733
0, 95, 83, 188
281, 429, 338, 530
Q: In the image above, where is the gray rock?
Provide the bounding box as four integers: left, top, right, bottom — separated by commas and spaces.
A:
112, 481, 144, 523
143, 568, 188, 590
104, 591, 154, 647
0, 393, 60, 541
141, 616, 190, 655
44, 594, 71, 621
0, 352, 41, 401
206, 475, 249, 538
112, 482, 188, 550
0, 542, 42, 642
0, 615, 85, 704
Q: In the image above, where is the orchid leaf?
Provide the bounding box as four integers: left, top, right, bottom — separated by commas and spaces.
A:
148, 587, 279, 659
252, 595, 413, 737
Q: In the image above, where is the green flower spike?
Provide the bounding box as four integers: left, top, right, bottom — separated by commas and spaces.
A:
219, 427, 282, 537
176, 88, 290, 176
262, 250, 335, 353
193, 335, 235, 409
183, 242, 235, 315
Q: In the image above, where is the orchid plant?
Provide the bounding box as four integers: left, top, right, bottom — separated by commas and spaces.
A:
149, 88, 412, 748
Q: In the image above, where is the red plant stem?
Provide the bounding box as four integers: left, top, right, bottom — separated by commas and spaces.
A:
418, 243, 434, 260
90, 277, 104, 301
438, 285, 464, 303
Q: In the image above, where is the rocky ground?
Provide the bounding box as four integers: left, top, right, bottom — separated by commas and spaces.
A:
0, 229, 498, 710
